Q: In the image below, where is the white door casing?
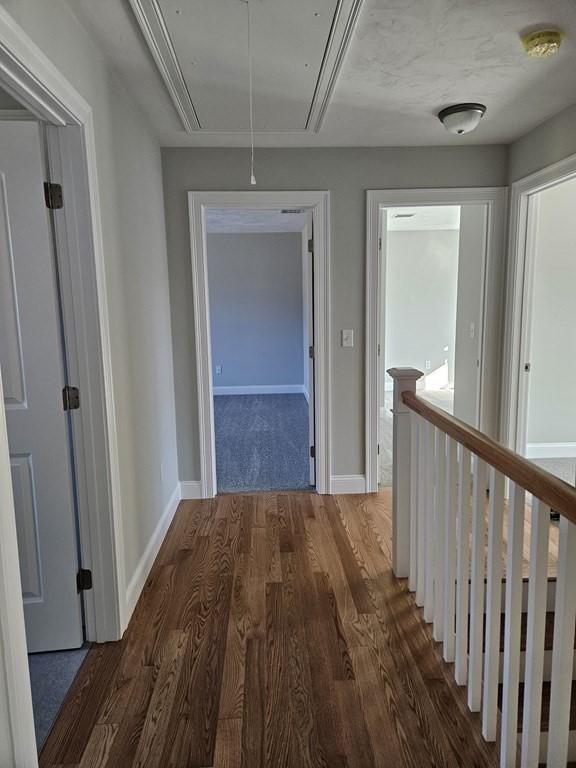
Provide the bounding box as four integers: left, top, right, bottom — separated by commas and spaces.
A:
189, 190, 331, 497
365, 188, 507, 493
303, 210, 316, 486
0, 120, 83, 652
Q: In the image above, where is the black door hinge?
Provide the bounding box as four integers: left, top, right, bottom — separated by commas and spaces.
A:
309, 345, 314, 359
62, 385, 80, 411
44, 182, 63, 210
308, 238, 314, 254
76, 568, 93, 592
377, 444, 380, 455
310, 445, 315, 458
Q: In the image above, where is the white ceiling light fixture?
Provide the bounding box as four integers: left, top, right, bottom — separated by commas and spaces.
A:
437, 103, 487, 135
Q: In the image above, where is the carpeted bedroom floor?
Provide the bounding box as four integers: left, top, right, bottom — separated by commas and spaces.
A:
214, 393, 311, 492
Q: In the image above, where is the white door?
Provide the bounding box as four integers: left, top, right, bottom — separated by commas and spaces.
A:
303, 211, 315, 486
0, 121, 83, 652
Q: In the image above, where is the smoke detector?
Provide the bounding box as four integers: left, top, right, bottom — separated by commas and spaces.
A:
521, 28, 564, 58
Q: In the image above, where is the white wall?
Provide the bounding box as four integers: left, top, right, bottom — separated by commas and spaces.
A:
208, 232, 304, 389
509, 103, 576, 182
0, 0, 179, 620
383, 229, 459, 391
526, 177, 576, 450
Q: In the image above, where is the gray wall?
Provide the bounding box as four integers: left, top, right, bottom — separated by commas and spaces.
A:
384, 230, 459, 386
509, 104, 576, 182
162, 145, 508, 481
2, 0, 179, 602
526, 178, 576, 447
208, 232, 304, 387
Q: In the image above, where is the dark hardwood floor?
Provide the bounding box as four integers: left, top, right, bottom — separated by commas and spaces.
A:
40, 491, 499, 767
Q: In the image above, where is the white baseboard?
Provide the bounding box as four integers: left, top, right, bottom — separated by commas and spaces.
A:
213, 384, 306, 396
180, 480, 203, 499
526, 442, 576, 459
124, 483, 181, 621
330, 474, 367, 494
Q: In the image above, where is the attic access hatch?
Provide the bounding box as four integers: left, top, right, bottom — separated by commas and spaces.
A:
128, 0, 364, 133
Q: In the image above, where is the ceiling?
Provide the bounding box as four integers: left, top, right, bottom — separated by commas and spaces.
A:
205, 208, 306, 233
67, 0, 576, 147
386, 206, 461, 231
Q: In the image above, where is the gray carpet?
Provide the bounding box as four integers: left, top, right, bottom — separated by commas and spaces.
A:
29, 645, 89, 749
214, 394, 311, 492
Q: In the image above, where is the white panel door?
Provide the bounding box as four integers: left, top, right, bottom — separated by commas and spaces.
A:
304, 211, 316, 486
0, 121, 83, 652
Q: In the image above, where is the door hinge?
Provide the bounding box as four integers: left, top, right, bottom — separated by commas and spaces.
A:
377, 444, 380, 455
377, 343, 381, 356
308, 237, 314, 254
62, 385, 80, 411
44, 181, 63, 210
76, 568, 93, 592
310, 445, 315, 458
309, 345, 315, 359
378, 236, 382, 251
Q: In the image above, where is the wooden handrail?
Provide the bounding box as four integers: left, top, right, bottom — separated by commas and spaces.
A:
402, 390, 576, 525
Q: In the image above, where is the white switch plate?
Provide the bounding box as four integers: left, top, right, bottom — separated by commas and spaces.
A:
341, 329, 354, 347
215, 365, 222, 374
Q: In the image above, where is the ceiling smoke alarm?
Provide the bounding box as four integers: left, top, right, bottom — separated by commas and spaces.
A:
522, 28, 564, 58
437, 103, 487, 135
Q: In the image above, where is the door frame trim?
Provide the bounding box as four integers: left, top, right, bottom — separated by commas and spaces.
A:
0, 9, 124, 764
502, 152, 576, 452
365, 187, 507, 493
188, 190, 331, 497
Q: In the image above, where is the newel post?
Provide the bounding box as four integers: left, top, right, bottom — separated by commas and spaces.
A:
387, 367, 424, 578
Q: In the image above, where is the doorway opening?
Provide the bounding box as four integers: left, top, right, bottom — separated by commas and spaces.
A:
0, 100, 88, 749
205, 208, 315, 492
188, 191, 331, 498
512, 174, 576, 485
365, 188, 507, 493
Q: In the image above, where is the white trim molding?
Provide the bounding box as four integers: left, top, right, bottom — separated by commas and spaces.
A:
365, 187, 507, 493
330, 475, 366, 494
502, 151, 576, 453
213, 384, 306, 396
526, 443, 576, 460
125, 484, 181, 618
180, 480, 203, 499
127, 0, 200, 132
189, 191, 331, 498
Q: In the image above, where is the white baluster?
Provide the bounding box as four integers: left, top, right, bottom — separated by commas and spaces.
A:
482, 467, 505, 741
547, 515, 576, 767
468, 455, 487, 712
409, 413, 419, 592
416, 416, 427, 607
434, 429, 446, 641
443, 436, 458, 662
424, 420, 436, 623
500, 483, 525, 767
455, 446, 472, 685
521, 499, 550, 768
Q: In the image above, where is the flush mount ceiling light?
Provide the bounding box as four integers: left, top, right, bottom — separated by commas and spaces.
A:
437, 103, 487, 135
521, 28, 564, 58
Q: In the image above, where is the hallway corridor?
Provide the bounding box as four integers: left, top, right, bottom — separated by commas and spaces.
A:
39, 492, 498, 767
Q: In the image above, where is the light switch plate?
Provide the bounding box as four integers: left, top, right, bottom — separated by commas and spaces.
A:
341, 329, 354, 347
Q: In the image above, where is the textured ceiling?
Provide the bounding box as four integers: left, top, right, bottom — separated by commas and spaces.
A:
67, 0, 576, 147
205, 209, 306, 233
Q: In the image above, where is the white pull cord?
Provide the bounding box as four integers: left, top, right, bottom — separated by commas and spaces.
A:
246, 0, 256, 185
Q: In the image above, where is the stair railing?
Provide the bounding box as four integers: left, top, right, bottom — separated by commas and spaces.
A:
388, 367, 576, 768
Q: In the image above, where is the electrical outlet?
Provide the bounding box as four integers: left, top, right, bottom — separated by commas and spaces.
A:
425, 360, 431, 370
216, 365, 222, 375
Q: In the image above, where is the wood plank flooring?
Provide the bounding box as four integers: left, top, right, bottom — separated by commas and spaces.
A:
40, 490, 499, 768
